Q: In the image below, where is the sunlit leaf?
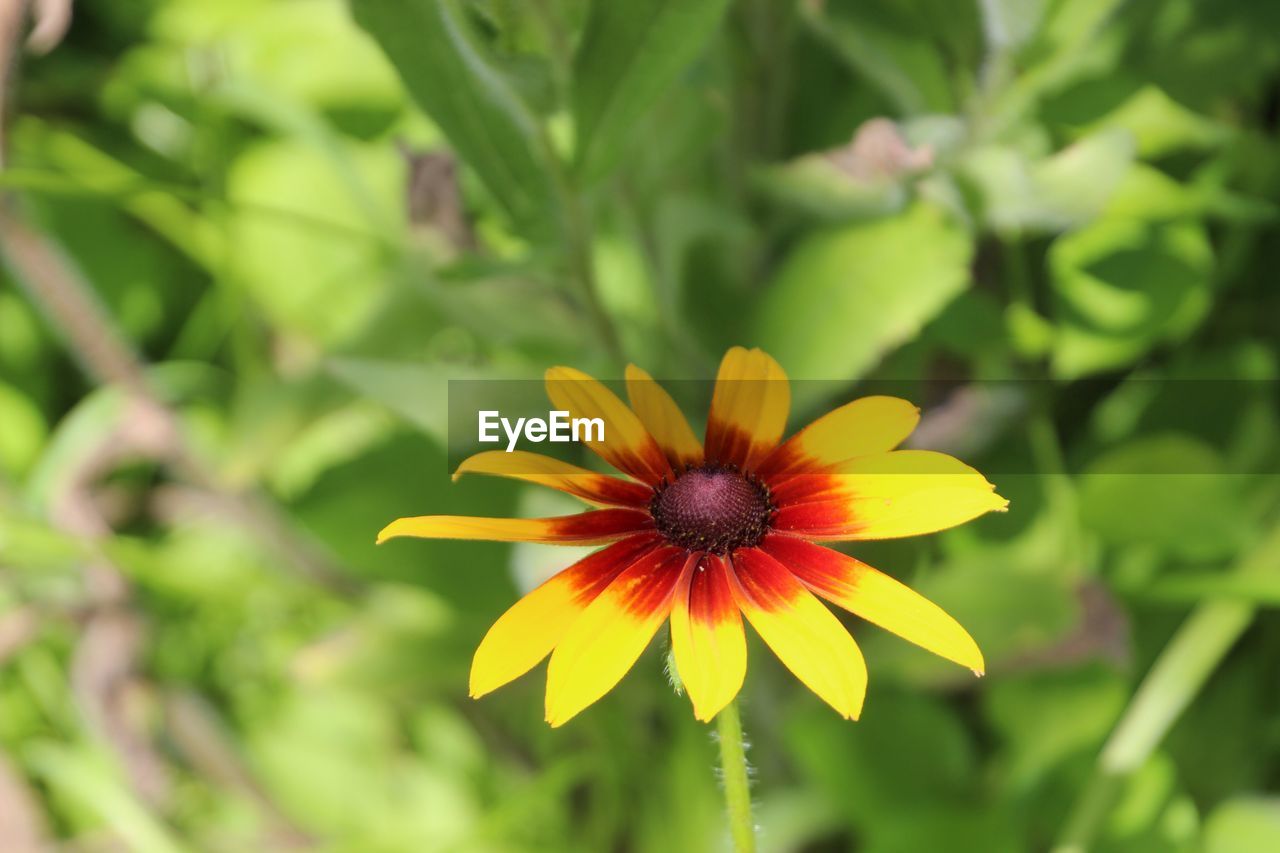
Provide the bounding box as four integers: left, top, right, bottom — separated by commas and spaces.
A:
754, 202, 972, 390
1204, 797, 1280, 853
960, 129, 1136, 233
0, 381, 46, 479
226, 137, 400, 343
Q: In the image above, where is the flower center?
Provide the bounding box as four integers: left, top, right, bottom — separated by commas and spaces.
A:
650, 464, 774, 554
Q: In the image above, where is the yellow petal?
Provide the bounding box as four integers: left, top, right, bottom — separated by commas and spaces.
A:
454, 450, 652, 507
773, 450, 1008, 540
544, 546, 687, 726
625, 364, 703, 471
470, 534, 662, 697
758, 396, 920, 479
705, 347, 790, 470
377, 509, 652, 545
670, 555, 747, 721
762, 535, 983, 674
729, 547, 866, 720
546, 366, 671, 484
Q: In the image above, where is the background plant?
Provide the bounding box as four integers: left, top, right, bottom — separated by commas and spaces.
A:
0, 0, 1278, 850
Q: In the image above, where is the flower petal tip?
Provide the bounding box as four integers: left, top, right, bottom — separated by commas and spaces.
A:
375, 518, 412, 544
836, 695, 866, 721
967, 647, 987, 677
692, 703, 726, 724
544, 698, 572, 728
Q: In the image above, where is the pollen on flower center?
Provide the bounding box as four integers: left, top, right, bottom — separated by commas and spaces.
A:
650, 464, 774, 555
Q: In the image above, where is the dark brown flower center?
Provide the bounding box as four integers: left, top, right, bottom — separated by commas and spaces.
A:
650, 464, 774, 554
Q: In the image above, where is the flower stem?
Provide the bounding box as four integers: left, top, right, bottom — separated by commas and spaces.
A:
715, 699, 756, 853
561, 184, 625, 367
523, 0, 625, 369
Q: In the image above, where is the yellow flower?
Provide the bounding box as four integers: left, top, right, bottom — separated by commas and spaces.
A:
379, 347, 1007, 726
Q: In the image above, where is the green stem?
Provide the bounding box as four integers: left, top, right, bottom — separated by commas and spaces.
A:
1028, 408, 1084, 568
530, 117, 622, 369
1001, 233, 1034, 312
1053, 522, 1280, 852
522, 0, 624, 368
716, 699, 756, 853
561, 184, 625, 367
615, 178, 706, 372
527, 0, 572, 105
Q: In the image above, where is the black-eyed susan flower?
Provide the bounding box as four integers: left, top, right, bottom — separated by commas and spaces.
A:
378, 347, 1007, 727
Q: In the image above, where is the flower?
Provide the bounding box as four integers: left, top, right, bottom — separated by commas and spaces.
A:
379, 348, 1008, 726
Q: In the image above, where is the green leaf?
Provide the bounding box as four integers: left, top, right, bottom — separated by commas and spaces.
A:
985, 0, 1127, 131
226, 137, 401, 344
1079, 85, 1227, 159
1050, 217, 1213, 378
984, 665, 1128, 789
754, 202, 972, 385
979, 0, 1050, 51
11, 123, 221, 268
782, 691, 1025, 851
24, 387, 127, 513
249, 686, 480, 844
1029, 129, 1136, 225
326, 357, 451, 442
0, 381, 46, 479
1079, 434, 1252, 560
1104, 163, 1275, 225
351, 0, 556, 229
27, 742, 188, 853
572, 0, 730, 183
861, 557, 1080, 684
752, 154, 910, 222
799, 1, 958, 115
785, 693, 975, 823
1204, 797, 1280, 853
267, 402, 397, 499
959, 129, 1136, 233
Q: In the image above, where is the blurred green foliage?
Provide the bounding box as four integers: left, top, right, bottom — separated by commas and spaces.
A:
0, 0, 1278, 850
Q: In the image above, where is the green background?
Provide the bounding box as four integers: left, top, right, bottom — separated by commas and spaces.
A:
0, 0, 1278, 850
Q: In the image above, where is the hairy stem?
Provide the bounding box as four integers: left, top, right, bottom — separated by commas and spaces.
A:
716, 699, 756, 853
